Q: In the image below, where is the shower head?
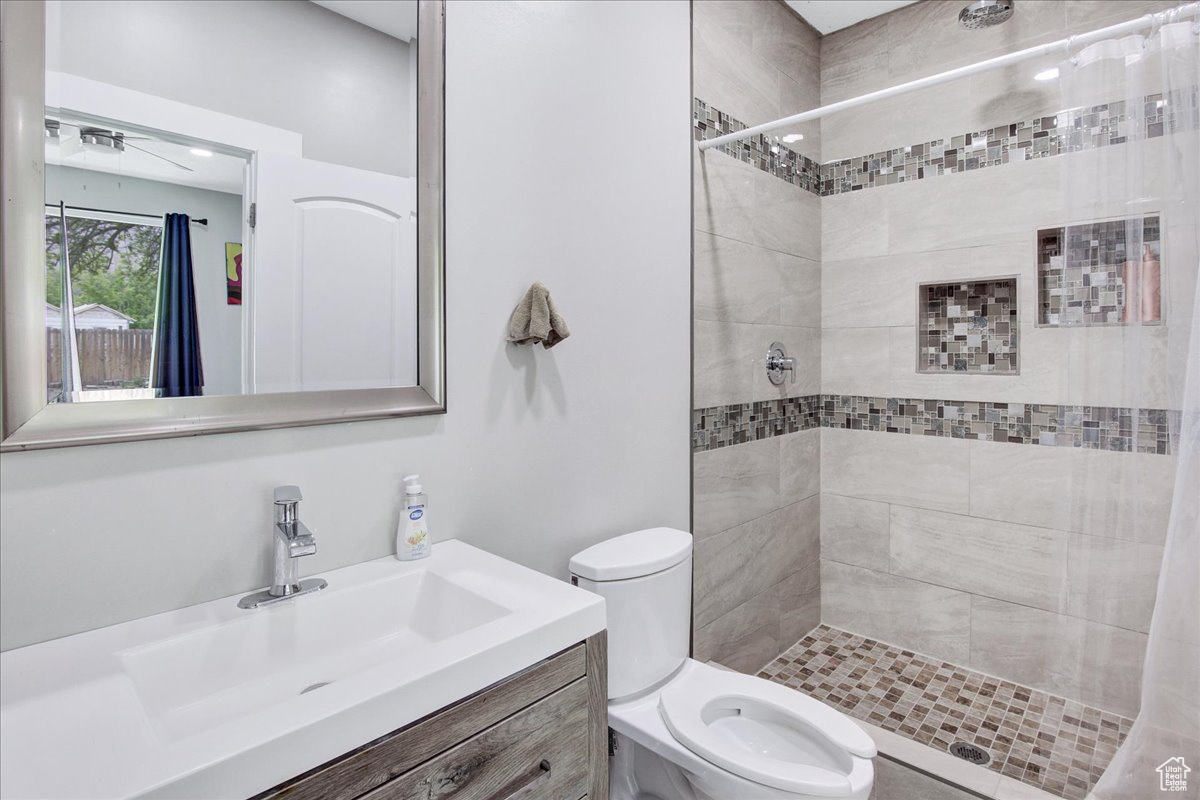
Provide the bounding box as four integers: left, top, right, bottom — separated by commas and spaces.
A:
959, 0, 1014, 29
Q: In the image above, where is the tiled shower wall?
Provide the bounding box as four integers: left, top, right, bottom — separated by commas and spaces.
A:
817, 0, 1181, 718
691, 0, 823, 672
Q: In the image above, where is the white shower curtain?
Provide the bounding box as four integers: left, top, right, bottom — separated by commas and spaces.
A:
1056, 14, 1200, 800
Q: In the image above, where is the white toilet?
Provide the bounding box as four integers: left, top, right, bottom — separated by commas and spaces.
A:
570, 528, 876, 800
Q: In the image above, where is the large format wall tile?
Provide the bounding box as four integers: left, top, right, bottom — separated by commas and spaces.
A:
780, 428, 820, 502
694, 232, 783, 325
694, 320, 820, 407
695, 560, 820, 674
776, 562, 821, 651
968, 441, 1175, 543
779, 252, 822, 329
821, 427, 970, 514
821, 327, 892, 396
1066, 533, 1163, 633
821, 189, 889, 260
884, 159, 1052, 256
969, 596, 1085, 701
693, 583, 779, 673
694, 232, 821, 327
821, 560, 971, 663
695, 153, 758, 245
819, 493, 889, 572
749, 0, 819, 85
819, 0, 1176, 159
970, 595, 1147, 717
820, 53, 1060, 164
1079, 620, 1147, 717
889, 506, 1069, 613
693, 436, 780, 539
694, 495, 820, 629
822, 243, 1033, 330
693, 6, 779, 127
755, 167, 822, 261
694, 0, 822, 161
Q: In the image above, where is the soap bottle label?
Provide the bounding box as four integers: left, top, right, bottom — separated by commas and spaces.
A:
401, 497, 430, 558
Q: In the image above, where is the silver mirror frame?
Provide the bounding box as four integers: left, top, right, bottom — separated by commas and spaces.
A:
0, 0, 446, 451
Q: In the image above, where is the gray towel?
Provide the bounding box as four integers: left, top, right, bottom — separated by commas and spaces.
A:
507, 282, 570, 348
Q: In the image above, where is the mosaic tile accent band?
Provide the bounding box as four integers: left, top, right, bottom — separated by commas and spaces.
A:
1037, 215, 1162, 326
822, 394, 1174, 455
693, 99, 823, 194
694, 87, 1200, 197
919, 278, 1019, 374
693, 394, 1175, 455
691, 395, 821, 451
761, 625, 1134, 800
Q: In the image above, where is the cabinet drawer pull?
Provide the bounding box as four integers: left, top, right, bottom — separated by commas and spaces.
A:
498, 760, 551, 800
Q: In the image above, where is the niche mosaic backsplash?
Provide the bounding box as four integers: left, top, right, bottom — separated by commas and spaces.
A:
1037, 215, 1162, 326
918, 278, 1018, 373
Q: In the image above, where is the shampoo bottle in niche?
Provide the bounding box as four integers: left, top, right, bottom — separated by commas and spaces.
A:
396, 474, 430, 560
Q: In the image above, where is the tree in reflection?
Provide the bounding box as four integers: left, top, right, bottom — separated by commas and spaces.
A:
45, 216, 161, 329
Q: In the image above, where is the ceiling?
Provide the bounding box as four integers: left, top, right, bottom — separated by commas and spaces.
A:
311, 0, 418, 42
785, 0, 920, 35
46, 122, 246, 195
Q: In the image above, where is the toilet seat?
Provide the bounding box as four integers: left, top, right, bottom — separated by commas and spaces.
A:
658, 664, 877, 797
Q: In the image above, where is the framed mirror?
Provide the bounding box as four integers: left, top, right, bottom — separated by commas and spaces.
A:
1, 0, 444, 451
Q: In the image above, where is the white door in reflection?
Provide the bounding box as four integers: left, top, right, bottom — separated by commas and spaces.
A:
249, 155, 416, 394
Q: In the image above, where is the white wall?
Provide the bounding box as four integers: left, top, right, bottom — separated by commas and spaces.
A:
47, 0, 413, 176
0, 0, 692, 651
46, 165, 245, 396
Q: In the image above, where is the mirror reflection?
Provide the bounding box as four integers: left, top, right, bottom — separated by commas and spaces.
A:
44, 0, 419, 403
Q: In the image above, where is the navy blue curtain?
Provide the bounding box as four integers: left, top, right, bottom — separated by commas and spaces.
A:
151, 214, 204, 397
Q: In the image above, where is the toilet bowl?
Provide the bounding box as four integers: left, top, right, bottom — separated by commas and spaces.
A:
570, 529, 875, 800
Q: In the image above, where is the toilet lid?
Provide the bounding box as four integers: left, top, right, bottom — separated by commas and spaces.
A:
658, 664, 876, 797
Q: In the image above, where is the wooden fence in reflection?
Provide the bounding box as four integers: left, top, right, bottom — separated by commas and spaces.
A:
47, 328, 153, 389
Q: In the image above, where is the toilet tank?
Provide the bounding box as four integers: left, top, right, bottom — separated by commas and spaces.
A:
569, 528, 692, 700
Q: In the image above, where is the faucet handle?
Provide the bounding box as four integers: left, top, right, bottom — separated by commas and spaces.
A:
274, 485, 303, 505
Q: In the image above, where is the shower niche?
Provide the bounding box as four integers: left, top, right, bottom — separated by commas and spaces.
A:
917, 277, 1019, 374
1036, 214, 1162, 327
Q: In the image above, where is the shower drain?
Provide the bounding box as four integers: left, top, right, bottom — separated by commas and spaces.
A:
948, 741, 991, 766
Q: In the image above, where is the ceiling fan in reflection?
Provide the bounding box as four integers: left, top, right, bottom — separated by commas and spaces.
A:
45, 119, 195, 173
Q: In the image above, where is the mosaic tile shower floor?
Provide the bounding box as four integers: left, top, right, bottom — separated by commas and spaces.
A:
759, 626, 1134, 800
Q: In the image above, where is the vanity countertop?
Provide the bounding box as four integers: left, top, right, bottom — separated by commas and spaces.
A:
0, 540, 606, 799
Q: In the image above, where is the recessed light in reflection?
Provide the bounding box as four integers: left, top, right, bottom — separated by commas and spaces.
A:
189, 148, 214, 157
1034, 68, 1059, 82
781, 134, 804, 143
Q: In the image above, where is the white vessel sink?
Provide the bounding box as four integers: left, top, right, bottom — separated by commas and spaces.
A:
0, 540, 605, 799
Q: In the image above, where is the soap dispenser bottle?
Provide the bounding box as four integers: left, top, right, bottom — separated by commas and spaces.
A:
396, 474, 430, 560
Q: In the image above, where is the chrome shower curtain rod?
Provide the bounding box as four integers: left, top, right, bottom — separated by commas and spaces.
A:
697, 2, 1200, 151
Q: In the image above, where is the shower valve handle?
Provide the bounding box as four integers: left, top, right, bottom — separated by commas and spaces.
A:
765, 342, 796, 386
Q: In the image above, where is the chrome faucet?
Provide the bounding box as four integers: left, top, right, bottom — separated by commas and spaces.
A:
238, 485, 328, 609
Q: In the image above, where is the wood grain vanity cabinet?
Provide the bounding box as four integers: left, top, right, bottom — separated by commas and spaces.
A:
253, 633, 608, 800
